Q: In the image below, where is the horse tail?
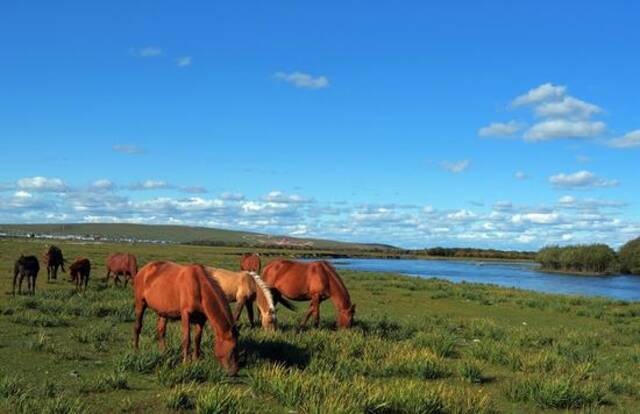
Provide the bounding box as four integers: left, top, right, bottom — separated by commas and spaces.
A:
249, 271, 275, 312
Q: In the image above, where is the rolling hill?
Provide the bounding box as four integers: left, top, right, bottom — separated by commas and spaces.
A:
0, 223, 397, 251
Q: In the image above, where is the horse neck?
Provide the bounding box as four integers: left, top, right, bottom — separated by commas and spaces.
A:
322, 263, 351, 311
197, 271, 234, 336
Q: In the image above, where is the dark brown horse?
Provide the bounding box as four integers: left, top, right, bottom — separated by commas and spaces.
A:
240, 253, 261, 273
105, 253, 138, 287
69, 257, 91, 292
133, 261, 238, 374
262, 260, 355, 329
43, 245, 65, 282
13, 255, 40, 295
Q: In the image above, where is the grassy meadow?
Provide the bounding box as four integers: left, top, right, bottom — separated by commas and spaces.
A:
1, 238, 640, 413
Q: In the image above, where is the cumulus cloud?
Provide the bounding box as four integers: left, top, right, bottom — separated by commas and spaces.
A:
478, 121, 523, 137
273, 71, 329, 89
113, 144, 145, 155
549, 170, 619, 189
511, 212, 561, 225
176, 56, 192, 67
511, 83, 567, 107
484, 83, 608, 143
524, 120, 605, 141
534, 97, 601, 119
608, 130, 640, 148
17, 177, 66, 192
440, 160, 470, 174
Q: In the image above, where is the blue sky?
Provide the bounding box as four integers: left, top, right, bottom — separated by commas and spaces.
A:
1, 1, 639, 249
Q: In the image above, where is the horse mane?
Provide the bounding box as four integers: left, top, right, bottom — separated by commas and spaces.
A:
319, 261, 351, 307
195, 265, 235, 330
248, 271, 274, 311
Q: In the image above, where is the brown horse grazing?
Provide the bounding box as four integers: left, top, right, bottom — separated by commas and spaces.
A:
133, 261, 238, 375
69, 258, 91, 292
105, 253, 138, 287
43, 245, 65, 282
13, 255, 40, 296
262, 260, 356, 329
240, 253, 261, 273
206, 267, 276, 330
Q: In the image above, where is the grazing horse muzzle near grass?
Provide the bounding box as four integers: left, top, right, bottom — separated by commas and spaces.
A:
133, 261, 239, 375
262, 260, 356, 329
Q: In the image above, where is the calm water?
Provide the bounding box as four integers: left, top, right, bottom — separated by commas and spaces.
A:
331, 258, 640, 301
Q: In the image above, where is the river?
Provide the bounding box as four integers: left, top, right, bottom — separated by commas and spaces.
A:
330, 258, 639, 301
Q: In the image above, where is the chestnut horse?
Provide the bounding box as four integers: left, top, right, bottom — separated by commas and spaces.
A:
133, 261, 238, 375
240, 253, 261, 273
43, 245, 65, 282
69, 257, 91, 292
105, 253, 138, 287
13, 255, 40, 296
206, 267, 276, 330
262, 260, 355, 329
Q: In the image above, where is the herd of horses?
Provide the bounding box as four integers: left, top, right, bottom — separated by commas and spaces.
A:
11, 248, 355, 375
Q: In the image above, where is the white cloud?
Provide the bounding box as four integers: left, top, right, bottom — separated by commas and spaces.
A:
91, 179, 114, 192
514, 171, 528, 181
478, 121, 523, 137
17, 177, 66, 192
608, 130, 640, 148
133, 46, 163, 58
549, 170, 619, 189
511, 83, 566, 107
14, 191, 32, 199
512, 212, 560, 225
130, 180, 171, 190
440, 160, 470, 174
273, 71, 329, 89
176, 56, 192, 67
447, 209, 477, 222
534, 97, 601, 119
113, 144, 145, 155
524, 120, 605, 141
263, 191, 313, 204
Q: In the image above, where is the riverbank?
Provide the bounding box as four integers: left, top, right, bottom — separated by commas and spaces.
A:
1, 239, 639, 412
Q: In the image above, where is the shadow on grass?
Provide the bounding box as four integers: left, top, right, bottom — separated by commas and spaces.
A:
240, 338, 310, 369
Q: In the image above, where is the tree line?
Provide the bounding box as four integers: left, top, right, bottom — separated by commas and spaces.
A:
536, 236, 640, 275
420, 247, 535, 260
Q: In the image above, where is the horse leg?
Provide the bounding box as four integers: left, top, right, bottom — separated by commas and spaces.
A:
233, 298, 246, 323
12, 272, 18, 296
18, 274, 24, 295
133, 301, 147, 350
124, 274, 129, 288
246, 299, 256, 328
300, 295, 320, 329
84, 273, 89, 292
180, 312, 191, 363
104, 269, 111, 284
193, 320, 204, 360
312, 295, 321, 328
156, 316, 167, 351
31, 275, 36, 296
47, 266, 51, 283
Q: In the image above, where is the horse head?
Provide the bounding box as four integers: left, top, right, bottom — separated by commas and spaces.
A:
338, 303, 356, 328
215, 325, 239, 376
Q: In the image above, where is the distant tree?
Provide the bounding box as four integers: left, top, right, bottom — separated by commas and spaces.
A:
619, 237, 640, 275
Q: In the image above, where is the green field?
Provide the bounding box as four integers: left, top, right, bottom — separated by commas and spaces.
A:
1, 238, 639, 413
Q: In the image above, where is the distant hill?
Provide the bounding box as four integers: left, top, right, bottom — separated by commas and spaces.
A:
0, 223, 397, 251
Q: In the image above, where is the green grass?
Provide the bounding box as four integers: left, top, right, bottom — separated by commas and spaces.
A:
1, 238, 639, 412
